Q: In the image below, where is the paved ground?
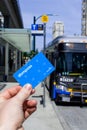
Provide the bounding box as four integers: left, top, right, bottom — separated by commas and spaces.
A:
0, 83, 6, 90
0, 82, 63, 130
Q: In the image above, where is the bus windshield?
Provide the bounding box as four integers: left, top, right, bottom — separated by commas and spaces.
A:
56, 52, 87, 76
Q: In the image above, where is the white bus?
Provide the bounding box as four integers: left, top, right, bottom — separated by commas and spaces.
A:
45, 35, 87, 104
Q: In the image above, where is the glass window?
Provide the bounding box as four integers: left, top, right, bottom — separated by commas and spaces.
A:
56, 52, 87, 76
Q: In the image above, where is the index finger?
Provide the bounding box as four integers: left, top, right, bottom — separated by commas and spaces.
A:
0, 85, 22, 100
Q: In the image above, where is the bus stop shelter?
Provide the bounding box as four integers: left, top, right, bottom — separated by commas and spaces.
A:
0, 28, 31, 81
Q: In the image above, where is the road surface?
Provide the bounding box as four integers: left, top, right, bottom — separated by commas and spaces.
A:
52, 102, 87, 130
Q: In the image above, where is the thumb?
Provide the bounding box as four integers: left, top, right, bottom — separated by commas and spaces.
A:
15, 84, 32, 103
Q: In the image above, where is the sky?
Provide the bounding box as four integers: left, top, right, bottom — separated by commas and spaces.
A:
19, 0, 82, 51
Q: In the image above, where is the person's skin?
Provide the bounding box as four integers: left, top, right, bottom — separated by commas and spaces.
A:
0, 84, 37, 130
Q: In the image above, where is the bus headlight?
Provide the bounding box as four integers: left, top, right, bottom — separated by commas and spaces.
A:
57, 85, 67, 91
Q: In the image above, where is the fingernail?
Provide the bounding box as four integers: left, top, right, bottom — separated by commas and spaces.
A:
24, 84, 32, 90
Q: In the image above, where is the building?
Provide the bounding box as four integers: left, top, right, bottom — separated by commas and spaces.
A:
81, 0, 87, 35
0, 1, 31, 82
0, 0, 23, 28
52, 21, 64, 39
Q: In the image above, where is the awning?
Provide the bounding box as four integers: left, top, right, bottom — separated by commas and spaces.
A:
0, 28, 31, 52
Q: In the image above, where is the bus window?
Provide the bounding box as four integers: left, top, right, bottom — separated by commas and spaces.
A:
56, 52, 87, 76
56, 52, 66, 74
72, 53, 87, 74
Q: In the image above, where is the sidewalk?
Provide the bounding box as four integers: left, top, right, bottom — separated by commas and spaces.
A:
1, 82, 63, 130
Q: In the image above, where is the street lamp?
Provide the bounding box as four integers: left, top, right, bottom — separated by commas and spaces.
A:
34, 14, 58, 23
33, 14, 58, 51
33, 14, 58, 107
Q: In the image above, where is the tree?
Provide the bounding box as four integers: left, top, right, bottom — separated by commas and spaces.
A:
28, 50, 38, 59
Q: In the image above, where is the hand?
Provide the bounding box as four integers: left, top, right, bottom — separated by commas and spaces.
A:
0, 84, 37, 130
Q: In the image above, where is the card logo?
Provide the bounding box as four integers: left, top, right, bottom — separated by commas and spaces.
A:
18, 65, 32, 78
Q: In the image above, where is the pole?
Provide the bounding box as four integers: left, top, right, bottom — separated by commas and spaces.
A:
43, 23, 46, 50
33, 16, 36, 51
43, 23, 46, 107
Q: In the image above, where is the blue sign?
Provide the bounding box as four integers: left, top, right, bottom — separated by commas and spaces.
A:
38, 24, 43, 30
31, 24, 38, 30
31, 24, 43, 30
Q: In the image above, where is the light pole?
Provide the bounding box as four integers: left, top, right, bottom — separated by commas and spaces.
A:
33, 14, 58, 107
33, 16, 36, 51
33, 14, 58, 51
41, 15, 49, 107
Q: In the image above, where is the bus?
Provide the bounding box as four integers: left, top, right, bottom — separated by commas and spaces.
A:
45, 35, 87, 104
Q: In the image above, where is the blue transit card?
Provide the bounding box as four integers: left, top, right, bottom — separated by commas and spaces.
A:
13, 52, 55, 88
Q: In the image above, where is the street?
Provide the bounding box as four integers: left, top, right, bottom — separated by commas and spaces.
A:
52, 101, 87, 130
